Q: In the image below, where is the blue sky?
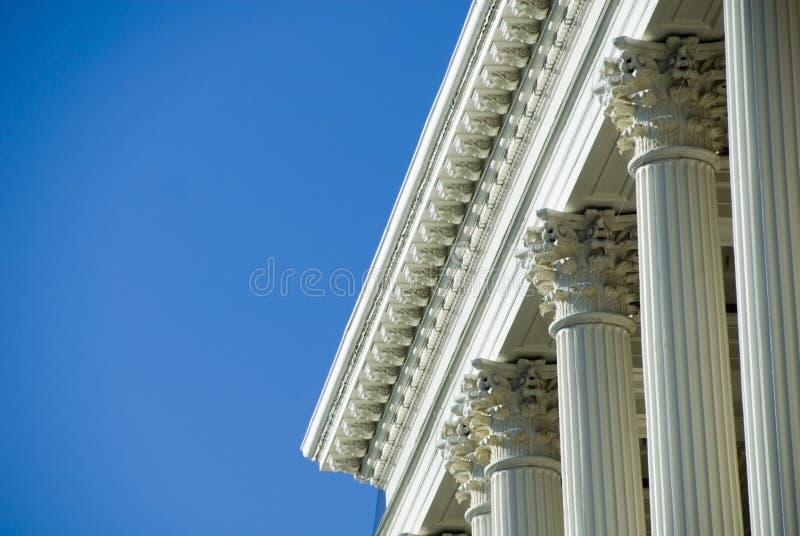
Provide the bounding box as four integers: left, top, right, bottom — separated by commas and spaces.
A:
0, 2, 468, 534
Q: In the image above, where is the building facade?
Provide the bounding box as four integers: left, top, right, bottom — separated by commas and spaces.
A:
302, 0, 800, 534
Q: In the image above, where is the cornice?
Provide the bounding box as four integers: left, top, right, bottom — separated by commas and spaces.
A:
302, 0, 500, 471
303, 0, 590, 486
364, 0, 591, 487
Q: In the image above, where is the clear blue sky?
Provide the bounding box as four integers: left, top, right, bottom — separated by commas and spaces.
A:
0, 2, 468, 534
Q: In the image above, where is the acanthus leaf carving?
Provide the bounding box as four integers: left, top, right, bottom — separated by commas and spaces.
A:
489, 43, 531, 68
435, 179, 475, 204
334, 438, 370, 457
356, 383, 392, 403
387, 303, 424, 327
594, 36, 727, 155
471, 89, 512, 114
371, 344, 408, 366
392, 284, 431, 306
468, 358, 559, 460
480, 65, 522, 91
454, 134, 493, 158
363, 362, 400, 384
378, 324, 416, 346
462, 111, 503, 135
509, 0, 550, 21
438, 389, 491, 510
341, 420, 377, 440
442, 157, 484, 181
401, 264, 440, 287
521, 208, 639, 319
317, 0, 591, 486
327, 455, 361, 473
420, 222, 458, 246
410, 244, 448, 266
428, 201, 467, 225
347, 401, 384, 421
499, 18, 542, 45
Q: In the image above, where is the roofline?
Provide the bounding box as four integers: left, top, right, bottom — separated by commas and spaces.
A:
301, 0, 492, 460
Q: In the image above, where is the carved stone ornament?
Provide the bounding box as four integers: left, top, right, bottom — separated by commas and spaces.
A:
387, 304, 424, 327
401, 264, 440, 287
311, 0, 586, 485
363, 362, 400, 384
442, 157, 483, 181
522, 208, 638, 320
328, 456, 361, 473
499, 18, 542, 45
462, 111, 503, 136
435, 179, 475, 204
371, 344, 408, 366
467, 358, 559, 461
480, 66, 522, 91
379, 324, 415, 346
454, 134, 493, 158
347, 401, 384, 421
341, 420, 377, 440
594, 36, 727, 156
439, 391, 491, 508
356, 383, 392, 403
334, 438, 369, 457
489, 43, 531, 68
428, 201, 467, 225
509, 0, 551, 21
392, 285, 431, 306
471, 89, 512, 114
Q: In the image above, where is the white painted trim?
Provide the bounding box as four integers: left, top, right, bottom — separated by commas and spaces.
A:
301, 0, 494, 461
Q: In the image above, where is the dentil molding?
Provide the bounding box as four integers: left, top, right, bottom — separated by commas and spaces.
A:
307, 0, 590, 487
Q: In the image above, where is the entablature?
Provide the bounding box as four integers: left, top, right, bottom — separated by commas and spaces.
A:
303, 0, 589, 486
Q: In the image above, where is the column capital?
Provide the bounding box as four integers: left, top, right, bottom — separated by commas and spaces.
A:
522, 208, 639, 326
594, 35, 727, 168
439, 391, 490, 511
468, 358, 559, 463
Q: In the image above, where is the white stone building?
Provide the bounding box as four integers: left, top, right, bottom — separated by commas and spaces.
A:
302, 0, 800, 534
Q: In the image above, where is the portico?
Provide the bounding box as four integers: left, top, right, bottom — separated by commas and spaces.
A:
303, 1, 800, 534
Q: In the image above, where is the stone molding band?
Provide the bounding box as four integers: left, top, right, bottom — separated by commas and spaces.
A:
628, 145, 721, 175
485, 455, 561, 476
465, 502, 491, 522
548, 311, 636, 337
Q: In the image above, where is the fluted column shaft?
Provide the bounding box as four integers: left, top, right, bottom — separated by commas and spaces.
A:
487, 457, 563, 536
553, 315, 645, 535
724, 2, 800, 533
597, 36, 744, 535
466, 502, 491, 536
524, 209, 645, 535
635, 153, 742, 535
467, 358, 562, 536
465, 462, 492, 536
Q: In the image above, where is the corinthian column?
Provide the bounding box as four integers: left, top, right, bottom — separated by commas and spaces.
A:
440, 391, 492, 536
595, 37, 743, 535
723, 3, 800, 533
521, 209, 645, 536
470, 358, 563, 536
